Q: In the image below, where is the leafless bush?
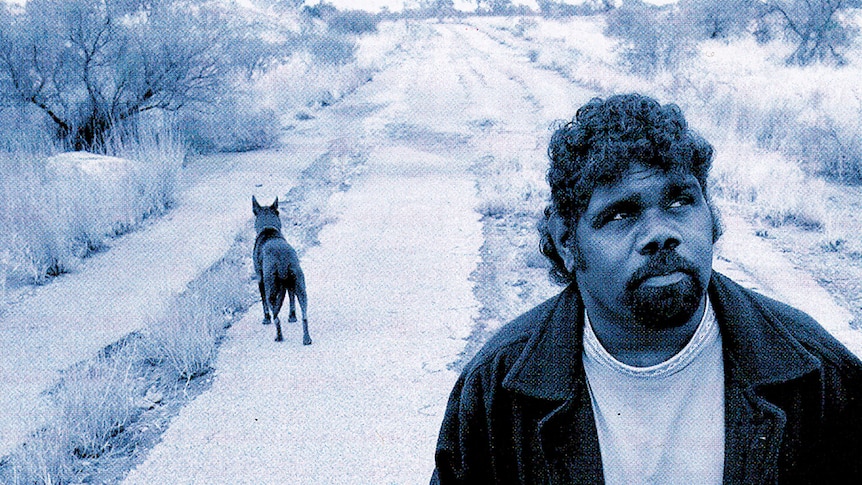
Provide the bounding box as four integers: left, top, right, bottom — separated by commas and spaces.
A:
679, 0, 759, 39
0, 0, 274, 150
760, 0, 857, 66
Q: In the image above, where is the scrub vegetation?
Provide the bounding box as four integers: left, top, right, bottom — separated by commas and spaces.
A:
0, 0, 386, 288
0, 130, 369, 484
3, 0, 862, 482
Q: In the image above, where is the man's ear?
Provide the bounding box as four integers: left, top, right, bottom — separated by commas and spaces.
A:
548, 211, 577, 273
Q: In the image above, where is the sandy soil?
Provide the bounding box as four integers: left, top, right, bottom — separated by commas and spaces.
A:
2, 18, 861, 485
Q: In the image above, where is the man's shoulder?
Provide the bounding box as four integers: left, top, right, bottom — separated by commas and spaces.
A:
715, 272, 862, 371
754, 289, 861, 370
461, 292, 564, 379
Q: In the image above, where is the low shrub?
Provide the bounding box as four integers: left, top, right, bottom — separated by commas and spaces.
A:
306, 34, 358, 66
709, 141, 829, 231
472, 155, 548, 220
604, 3, 698, 76
538, 0, 612, 18
794, 119, 862, 183
327, 9, 379, 35
179, 100, 281, 155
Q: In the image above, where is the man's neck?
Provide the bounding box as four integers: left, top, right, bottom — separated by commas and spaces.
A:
583, 295, 707, 367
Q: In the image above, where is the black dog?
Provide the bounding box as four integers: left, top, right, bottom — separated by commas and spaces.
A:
252, 196, 311, 344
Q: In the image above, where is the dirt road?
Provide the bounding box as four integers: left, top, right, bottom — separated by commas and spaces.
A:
122, 22, 585, 484
120, 21, 862, 483
3, 18, 861, 484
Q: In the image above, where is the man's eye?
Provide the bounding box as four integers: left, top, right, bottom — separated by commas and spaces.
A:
668, 196, 693, 208
603, 210, 636, 225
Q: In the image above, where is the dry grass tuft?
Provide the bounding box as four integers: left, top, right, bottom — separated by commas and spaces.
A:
0, 118, 183, 284
144, 292, 226, 382
55, 355, 141, 460
2, 342, 142, 485
144, 245, 253, 382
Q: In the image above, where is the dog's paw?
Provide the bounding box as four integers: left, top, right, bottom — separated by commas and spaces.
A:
303, 336, 313, 345
288, 316, 298, 323
262, 317, 271, 325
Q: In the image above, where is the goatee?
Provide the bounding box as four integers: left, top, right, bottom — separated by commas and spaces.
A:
624, 251, 705, 330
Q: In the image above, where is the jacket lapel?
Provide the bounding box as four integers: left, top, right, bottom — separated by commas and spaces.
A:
502, 285, 604, 483
709, 273, 819, 484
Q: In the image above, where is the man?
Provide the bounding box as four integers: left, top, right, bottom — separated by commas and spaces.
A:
431, 93, 862, 484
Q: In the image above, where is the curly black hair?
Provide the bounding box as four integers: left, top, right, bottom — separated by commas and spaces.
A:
539, 93, 722, 285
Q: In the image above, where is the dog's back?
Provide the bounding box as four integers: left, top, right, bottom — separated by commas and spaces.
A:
254, 228, 300, 282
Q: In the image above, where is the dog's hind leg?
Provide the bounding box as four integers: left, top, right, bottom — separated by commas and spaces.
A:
287, 284, 298, 323
270, 285, 287, 342
259, 280, 271, 325
294, 271, 312, 346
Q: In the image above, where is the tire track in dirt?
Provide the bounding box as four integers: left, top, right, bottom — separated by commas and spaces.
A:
121, 23, 485, 484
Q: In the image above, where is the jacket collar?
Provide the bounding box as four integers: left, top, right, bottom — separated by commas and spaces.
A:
502, 272, 820, 400
708, 272, 820, 387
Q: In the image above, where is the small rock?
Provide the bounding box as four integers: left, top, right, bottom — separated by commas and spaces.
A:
140, 386, 164, 409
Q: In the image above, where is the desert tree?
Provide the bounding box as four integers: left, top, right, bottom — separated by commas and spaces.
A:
679, 0, 759, 39
760, 0, 857, 65
0, 0, 271, 150
537, 0, 614, 17
418, 0, 458, 20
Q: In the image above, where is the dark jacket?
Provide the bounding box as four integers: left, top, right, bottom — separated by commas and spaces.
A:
432, 272, 862, 484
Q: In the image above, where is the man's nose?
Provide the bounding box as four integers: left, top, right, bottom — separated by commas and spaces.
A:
638, 211, 681, 255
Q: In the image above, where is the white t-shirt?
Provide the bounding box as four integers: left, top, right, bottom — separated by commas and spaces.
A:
582, 300, 724, 485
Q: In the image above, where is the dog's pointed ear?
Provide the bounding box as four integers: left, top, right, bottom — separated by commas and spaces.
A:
272, 197, 279, 211
252, 195, 261, 215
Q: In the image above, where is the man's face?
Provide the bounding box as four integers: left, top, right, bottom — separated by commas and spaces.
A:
571, 164, 714, 330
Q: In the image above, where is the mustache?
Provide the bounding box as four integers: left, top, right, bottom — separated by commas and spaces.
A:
626, 251, 699, 291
